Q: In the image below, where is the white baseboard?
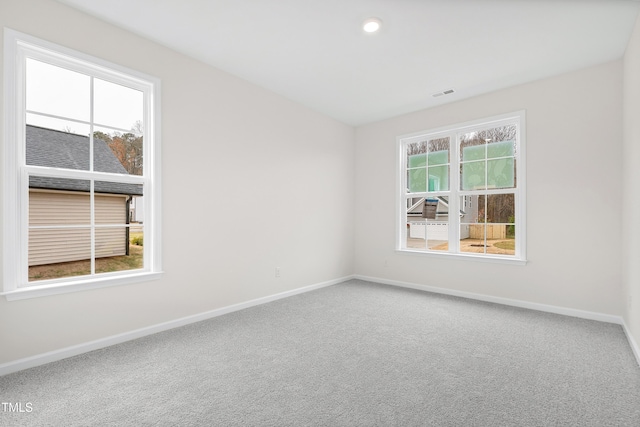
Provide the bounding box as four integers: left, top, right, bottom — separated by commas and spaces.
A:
0, 275, 353, 377
3, 274, 635, 376
622, 319, 640, 368
354, 275, 624, 325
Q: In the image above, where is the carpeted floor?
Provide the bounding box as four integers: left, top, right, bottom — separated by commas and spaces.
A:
1, 279, 639, 426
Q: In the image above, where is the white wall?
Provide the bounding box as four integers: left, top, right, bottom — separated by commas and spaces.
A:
623, 14, 640, 350
0, 0, 355, 364
0, 0, 633, 370
355, 61, 624, 315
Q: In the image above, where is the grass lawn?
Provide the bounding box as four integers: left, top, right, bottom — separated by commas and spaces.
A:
493, 239, 515, 250
29, 241, 143, 282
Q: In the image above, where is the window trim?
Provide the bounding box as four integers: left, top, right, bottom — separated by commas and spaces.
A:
396, 111, 526, 264
2, 28, 163, 300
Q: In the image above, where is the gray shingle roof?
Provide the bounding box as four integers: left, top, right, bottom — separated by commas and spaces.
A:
26, 125, 143, 196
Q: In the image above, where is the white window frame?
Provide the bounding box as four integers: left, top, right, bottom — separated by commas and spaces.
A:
2, 29, 163, 300
396, 111, 526, 265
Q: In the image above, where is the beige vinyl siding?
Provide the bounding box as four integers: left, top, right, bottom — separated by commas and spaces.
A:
29, 190, 91, 225
29, 190, 128, 266
29, 228, 91, 266
95, 227, 127, 258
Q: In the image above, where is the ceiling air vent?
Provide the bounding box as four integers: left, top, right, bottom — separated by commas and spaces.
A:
432, 89, 455, 98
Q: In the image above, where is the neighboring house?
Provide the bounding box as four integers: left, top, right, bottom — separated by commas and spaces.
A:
129, 196, 145, 223
407, 196, 478, 241
26, 125, 143, 266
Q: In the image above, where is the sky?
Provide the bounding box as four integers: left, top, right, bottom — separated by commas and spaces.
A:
25, 58, 144, 137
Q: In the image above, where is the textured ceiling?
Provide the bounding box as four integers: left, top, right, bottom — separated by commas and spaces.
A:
56, 0, 640, 126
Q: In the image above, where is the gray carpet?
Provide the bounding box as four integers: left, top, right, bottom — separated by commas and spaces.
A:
1, 279, 639, 426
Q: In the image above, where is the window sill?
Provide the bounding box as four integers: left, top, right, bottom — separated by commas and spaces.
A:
1, 271, 163, 301
396, 249, 527, 265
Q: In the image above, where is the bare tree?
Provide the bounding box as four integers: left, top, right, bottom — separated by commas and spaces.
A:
407, 137, 450, 156
131, 120, 144, 136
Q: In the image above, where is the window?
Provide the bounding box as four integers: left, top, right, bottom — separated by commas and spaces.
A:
397, 112, 525, 263
2, 29, 162, 300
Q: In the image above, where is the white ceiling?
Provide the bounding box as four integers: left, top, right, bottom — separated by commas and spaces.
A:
56, 0, 640, 126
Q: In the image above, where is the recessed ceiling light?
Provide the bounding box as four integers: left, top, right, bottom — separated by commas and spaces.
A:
363, 17, 382, 33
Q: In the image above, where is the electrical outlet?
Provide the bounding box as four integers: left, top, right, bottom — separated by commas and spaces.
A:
275, 267, 281, 278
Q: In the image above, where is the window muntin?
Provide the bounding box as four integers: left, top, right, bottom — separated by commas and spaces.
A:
406, 137, 450, 193
398, 113, 525, 262
405, 196, 450, 252
460, 125, 517, 191
3, 30, 161, 299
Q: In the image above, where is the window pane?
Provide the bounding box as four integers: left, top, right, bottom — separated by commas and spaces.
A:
487, 228, 516, 256
28, 176, 92, 281
407, 169, 426, 193
460, 195, 480, 224
461, 161, 485, 190
460, 194, 515, 256
26, 114, 90, 136
428, 165, 448, 191
406, 220, 426, 250
130, 223, 144, 241
461, 224, 487, 254
487, 140, 515, 158
95, 227, 126, 258
460, 136, 485, 161
428, 138, 449, 173
94, 194, 127, 225
487, 194, 515, 224
26, 58, 90, 122
464, 222, 509, 254
95, 181, 143, 226
407, 220, 451, 251
461, 224, 516, 255
427, 197, 448, 251
95, 227, 143, 273
28, 227, 91, 281
428, 138, 449, 193
93, 78, 143, 131
461, 125, 516, 161
94, 128, 144, 176
461, 194, 485, 253
406, 196, 427, 249
486, 228, 516, 256
29, 185, 90, 226
407, 138, 449, 193
26, 124, 90, 170
428, 150, 448, 165
487, 158, 515, 189
405, 197, 449, 251
483, 125, 517, 147
129, 195, 144, 224
408, 150, 427, 168
478, 194, 487, 224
